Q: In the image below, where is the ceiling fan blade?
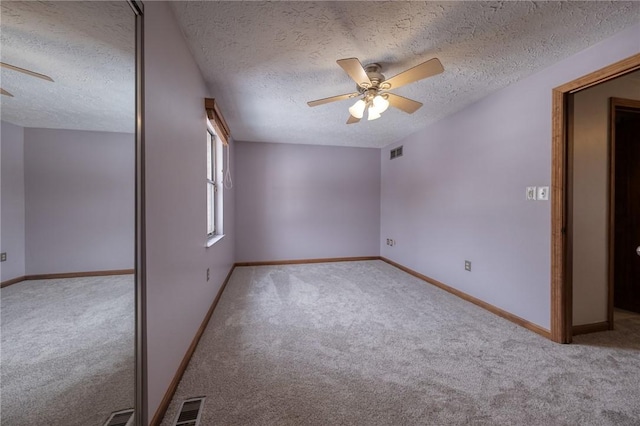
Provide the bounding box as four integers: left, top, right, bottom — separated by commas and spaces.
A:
307, 92, 359, 107
346, 114, 360, 124
383, 58, 443, 90
0, 62, 54, 82
1, 88, 14, 97
337, 58, 371, 87
386, 93, 423, 114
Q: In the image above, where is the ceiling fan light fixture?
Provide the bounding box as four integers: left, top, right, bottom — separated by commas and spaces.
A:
367, 106, 381, 121
371, 95, 389, 114
307, 56, 444, 124
348, 99, 366, 119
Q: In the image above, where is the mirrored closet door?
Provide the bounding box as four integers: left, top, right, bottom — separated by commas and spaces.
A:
0, 2, 140, 425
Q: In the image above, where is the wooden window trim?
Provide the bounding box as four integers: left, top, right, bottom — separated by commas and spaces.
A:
205, 98, 231, 145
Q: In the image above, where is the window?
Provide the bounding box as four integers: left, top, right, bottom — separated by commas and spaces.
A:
204, 98, 232, 246
206, 120, 223, 243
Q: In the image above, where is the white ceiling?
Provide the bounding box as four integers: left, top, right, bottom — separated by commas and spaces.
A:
1, 2, 638, 144
0, 1, 135, 133
172, 1, 640, 148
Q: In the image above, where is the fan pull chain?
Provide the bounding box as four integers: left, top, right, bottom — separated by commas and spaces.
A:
223, 143, 233, 189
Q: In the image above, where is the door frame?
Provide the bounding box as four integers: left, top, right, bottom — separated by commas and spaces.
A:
551, 53, 640, 344
608, 97, 640, 325
127, 1, 146, 425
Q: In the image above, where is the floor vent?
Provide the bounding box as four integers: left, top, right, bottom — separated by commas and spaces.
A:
103, 408, 134, 426
174, 397, 205, 426
390, 145, 403, 159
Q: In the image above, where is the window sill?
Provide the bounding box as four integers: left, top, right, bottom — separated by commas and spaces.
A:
206, 234, 225, 248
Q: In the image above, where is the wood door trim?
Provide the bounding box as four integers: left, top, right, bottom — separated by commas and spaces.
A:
551, 53, 640, 344
608, 98, 640, 324
572, 321, 610, 336
551, 89, 569, 343
611, 97, 640, 110
555, 55, 640, 93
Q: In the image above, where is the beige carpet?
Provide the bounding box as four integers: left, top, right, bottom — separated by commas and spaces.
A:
1, 275, 135, 425
160, 260, 640, 425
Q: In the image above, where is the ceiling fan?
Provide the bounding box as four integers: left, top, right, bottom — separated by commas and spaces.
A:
307, 57, 444, 124
0, 62, 54, 97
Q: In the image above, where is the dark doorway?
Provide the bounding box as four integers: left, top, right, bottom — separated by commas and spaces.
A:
551, 54, 640, 344
611, 98, 640, 315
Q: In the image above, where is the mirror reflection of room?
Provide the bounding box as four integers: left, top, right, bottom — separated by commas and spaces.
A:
0, 2, 136, 425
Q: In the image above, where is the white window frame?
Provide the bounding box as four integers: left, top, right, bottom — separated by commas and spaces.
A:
206, 119, 224, 246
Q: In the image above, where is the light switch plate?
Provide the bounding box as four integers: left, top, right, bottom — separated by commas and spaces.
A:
526, 187, 537, 200
537, 186, 549, 201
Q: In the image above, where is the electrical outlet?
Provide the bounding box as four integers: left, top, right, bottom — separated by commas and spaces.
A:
526, 187, 537, 200
537, 186, 549, 201
386, 238, 390, 246
465, 260, 471, 271
206, 268, 210, 281
390, 239, 395, 246
0, 252, 6, 262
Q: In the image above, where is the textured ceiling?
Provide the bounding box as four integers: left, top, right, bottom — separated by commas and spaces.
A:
172, 1, 640, 148
1, 2, 638, 142
0, 1, 134, 133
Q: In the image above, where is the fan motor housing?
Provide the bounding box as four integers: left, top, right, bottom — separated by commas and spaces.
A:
357, 63, 387, 94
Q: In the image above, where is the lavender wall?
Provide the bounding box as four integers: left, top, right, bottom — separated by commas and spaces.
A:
144, 2, 235, 421
235, 141, 380, 262
23, 128, 134, 275
380, 24, 640, 331
1, 121, 26, 282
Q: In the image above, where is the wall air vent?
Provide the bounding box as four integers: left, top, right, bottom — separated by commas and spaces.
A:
103, 409, 134, 426
390, 146, 403, 159
174, 397, 205, 426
